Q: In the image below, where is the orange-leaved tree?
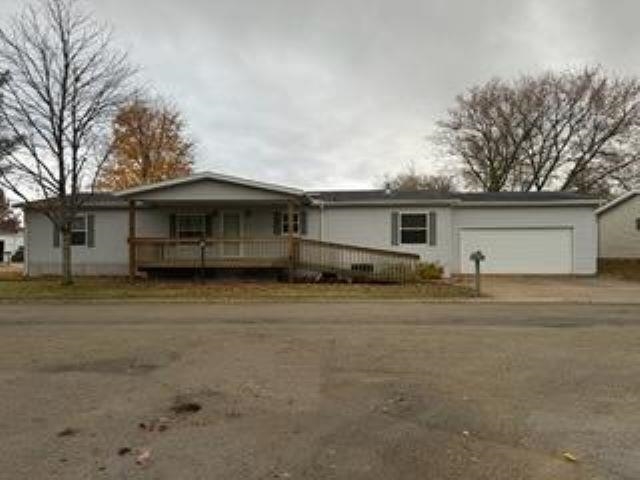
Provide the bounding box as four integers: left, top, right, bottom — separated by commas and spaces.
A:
97, 98, 194, 190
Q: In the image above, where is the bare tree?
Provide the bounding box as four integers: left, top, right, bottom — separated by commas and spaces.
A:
0, 0, 135, 283
384, 163, 456, 193
96, 96, 194, 191
437, 67, 640, 193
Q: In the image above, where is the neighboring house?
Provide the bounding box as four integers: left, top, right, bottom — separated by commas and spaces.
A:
21, 171, 600, 279
0, 228, 24, 263
596, 190, 640, 260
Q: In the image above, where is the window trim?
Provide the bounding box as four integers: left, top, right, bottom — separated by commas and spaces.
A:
71, 214, 87, 246
282, 211, 300, 235
175, 213, 207, 239
399, 212, 428, 245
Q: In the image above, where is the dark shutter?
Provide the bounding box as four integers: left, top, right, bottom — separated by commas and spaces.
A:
205, 214, 213, 238
169, 214, 177, 238
273, 211, 282, 235
300, 210, 307, 235
391, 212, 399, 245
53, 222, 60, 248
428, 212, 437, 246
87, 214, 95, 248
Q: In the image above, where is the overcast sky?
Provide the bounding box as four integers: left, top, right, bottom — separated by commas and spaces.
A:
2, 0, 639, 189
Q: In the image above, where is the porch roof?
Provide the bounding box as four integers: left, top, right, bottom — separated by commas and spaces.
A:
114, 171, 305, 200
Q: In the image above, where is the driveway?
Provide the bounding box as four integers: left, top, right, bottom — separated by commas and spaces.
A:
477, 275, 640, 303
1, 303, 640, 479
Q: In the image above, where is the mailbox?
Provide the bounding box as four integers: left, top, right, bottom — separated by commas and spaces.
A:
470, 250, 485, 263
469, 250, 485, 296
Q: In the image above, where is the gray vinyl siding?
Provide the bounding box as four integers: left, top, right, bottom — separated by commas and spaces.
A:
25, 209, 171, 276
319, 206, 453, 275
451, 206, 598, 275
23, 206, 318, 276
25, 210, 130, 276
126, 178, 298, 202
598, 195, 640, 258
23, 201, 598, 277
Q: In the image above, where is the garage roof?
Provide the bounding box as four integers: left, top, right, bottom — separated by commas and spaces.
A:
307, 189, 601, 206
595, 190, 639, 215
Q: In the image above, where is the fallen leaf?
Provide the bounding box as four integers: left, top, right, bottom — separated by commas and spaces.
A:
136, 448, 152, 466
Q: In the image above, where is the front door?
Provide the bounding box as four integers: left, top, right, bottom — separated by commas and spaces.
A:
222, 211, 242, 256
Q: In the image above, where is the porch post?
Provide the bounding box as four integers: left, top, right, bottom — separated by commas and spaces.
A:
287, 200, 295, 282
128, 200, 137, 281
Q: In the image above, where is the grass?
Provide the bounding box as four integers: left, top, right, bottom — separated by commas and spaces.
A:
0, 275, 475, 302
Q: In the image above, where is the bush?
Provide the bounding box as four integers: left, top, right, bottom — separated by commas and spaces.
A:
415, 262, 443, 281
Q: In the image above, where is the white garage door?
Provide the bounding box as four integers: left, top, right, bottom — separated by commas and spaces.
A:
460, 228, 573, 274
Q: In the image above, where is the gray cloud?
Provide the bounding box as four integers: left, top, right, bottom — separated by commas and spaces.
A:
2, 0, 639, 188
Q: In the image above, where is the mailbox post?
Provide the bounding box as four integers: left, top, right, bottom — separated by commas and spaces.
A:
199, 238, 206, 282
469, 250, 486, 297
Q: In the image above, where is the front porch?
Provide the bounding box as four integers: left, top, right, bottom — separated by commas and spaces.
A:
126, 197, 304, 279
118, 173, 420, 283
129, 235, 421, 282
132, 237, 291, 270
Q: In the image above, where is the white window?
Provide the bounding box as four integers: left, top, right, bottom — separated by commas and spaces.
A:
282, 212, 300, 235
400, 213, 427, 244
176, 214, 206, 239
71, 215, 87, 246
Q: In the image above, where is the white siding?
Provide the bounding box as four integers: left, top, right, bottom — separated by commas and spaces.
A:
598, 195, 640, 258
0, 232, 23, 262
319, 206, 453, 275
451, 207, 597, 275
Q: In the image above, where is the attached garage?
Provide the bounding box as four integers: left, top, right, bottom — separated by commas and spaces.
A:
459, 228, 573, 274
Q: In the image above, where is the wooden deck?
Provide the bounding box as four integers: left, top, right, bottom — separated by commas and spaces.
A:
131, 237, 420, 282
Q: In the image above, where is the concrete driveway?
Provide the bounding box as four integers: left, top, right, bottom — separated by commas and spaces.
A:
476, 275, 640, 303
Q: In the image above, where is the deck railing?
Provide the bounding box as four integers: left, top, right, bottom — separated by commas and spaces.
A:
131, 237, 420, 282
133, 237, 290, 268
296, 238, 419, 282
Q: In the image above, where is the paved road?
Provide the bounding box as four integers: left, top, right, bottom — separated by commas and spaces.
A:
1, 302, 639, 327
2, 301, 640, 479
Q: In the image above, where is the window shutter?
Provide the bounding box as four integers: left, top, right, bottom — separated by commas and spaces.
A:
300, 210, 308, 235
53, 222, 60, 248
87, 214, 95, 248
169, 214, 177, 238
205, 214, 213, 237
391, 212, 399, 245
428, 212, 437, 246
273, 211, 282, 235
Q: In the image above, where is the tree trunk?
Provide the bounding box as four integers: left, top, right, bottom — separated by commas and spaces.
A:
61, 226, 73, 285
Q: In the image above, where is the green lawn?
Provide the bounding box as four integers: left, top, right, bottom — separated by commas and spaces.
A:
0, 276, 475, 302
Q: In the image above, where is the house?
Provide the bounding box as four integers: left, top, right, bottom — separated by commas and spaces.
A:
596, 190, 640, 265
21, 171, 600, 280
0, 228, 23, 263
